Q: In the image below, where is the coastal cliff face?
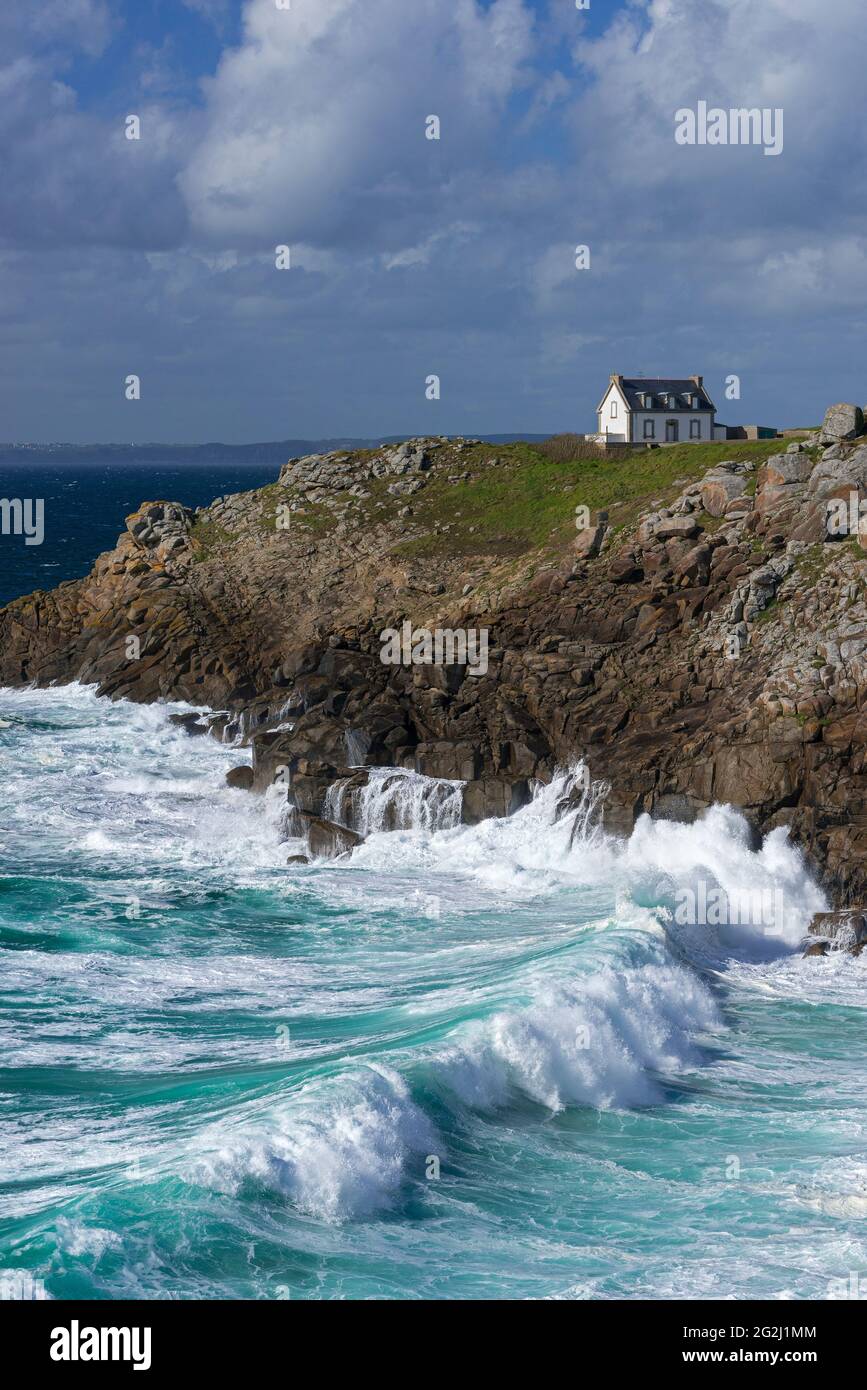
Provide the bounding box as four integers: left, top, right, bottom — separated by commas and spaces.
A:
2, 418, 867, 904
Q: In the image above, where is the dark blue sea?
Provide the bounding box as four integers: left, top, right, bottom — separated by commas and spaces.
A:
0, 460, 277, 608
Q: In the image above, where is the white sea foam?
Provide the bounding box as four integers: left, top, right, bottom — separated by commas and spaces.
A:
0, 682, 286, 882
626, 804, 827, 952
432, 950, 721, 1111
188, 1065, 436, 1222
54, 1219, 122, 1258
345, 765, 824, 959
796, 1156, 867, 1219
347, 764, 611, 894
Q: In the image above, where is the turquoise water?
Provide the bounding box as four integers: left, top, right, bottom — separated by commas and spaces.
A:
1, 683, 866, 1301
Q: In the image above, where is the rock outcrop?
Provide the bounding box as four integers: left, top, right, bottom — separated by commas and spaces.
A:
804, 909, 867, 956
285, 810, 365, 859
3, 423, 867, 901
819, 402, 865, 445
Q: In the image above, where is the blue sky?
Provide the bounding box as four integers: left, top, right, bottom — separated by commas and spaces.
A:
0, 0, 865, 443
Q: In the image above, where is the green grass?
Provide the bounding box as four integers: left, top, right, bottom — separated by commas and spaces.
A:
393, 438, 788, 559
754, 596, 781, 624
256, 482, 339, 540
189, 516, 234, 562
287, 501, 339, 538
694, 511, 729, 536
654, 438, 786, 473
794, 544, 826, 583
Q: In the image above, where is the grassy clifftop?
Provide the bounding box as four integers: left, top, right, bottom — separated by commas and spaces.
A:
389, 436, 798, 559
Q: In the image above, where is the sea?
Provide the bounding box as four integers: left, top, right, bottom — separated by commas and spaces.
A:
0, 460, 866, 1301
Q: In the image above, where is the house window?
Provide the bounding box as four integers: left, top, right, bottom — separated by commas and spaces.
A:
644, 420, 655, 439
610, 399, 618, 418
690, 419, 701, 439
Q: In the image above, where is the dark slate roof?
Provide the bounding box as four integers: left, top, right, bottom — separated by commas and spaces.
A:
601, 378, 716, 413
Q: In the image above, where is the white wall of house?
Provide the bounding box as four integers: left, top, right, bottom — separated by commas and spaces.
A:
597, 382, 629, 440
630, 410, 714, 443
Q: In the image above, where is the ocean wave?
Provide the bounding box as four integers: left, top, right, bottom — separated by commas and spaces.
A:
186, 1065, 437, 1223
626, 803, 827, 954
430, 950, 721, 1112
346, 763, 825, 959
181, 944, 722, 1224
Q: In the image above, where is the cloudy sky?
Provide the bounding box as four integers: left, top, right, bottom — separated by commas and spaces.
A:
1, 0, 864, 444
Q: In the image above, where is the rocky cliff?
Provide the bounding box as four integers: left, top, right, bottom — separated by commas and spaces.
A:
2, 409, 867, 904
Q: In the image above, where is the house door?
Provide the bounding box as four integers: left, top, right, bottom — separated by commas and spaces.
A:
665, 420, 679, 443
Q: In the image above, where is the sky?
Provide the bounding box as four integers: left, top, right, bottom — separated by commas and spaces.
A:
0, 0, 865, 444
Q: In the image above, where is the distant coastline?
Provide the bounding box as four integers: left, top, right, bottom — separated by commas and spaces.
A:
0, 434, 551, 467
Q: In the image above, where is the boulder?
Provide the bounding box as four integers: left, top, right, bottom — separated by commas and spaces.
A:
757, 454, 814, 488
807, 447, 867, 499
673, 544, 712, 586
126, 501, 194, 559
609, 555, 643, 584
805, 908, 867, 956
225, 765, 254, 790
170, 712, 210, 736
286, 809, 365, 859
653, 516, 701, 541
574, 523, 607, 559
700, 473, 749, 517
819, 403, 864, 444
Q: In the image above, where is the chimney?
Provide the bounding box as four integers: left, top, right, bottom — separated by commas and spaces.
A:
690, 375, 703, 387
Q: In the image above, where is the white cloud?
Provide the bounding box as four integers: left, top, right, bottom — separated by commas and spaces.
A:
180, 0, 535, 249
0, 2, 114, 60
754, 239, 867, 311
568, 0, 867, 219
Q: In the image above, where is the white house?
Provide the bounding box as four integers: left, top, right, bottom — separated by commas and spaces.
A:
596, 375, 716, 444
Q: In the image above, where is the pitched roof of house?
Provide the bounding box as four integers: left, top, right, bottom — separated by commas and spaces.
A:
598, 378, 717, 413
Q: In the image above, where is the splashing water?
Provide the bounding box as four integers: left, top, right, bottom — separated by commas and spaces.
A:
324, 766, 463, 835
